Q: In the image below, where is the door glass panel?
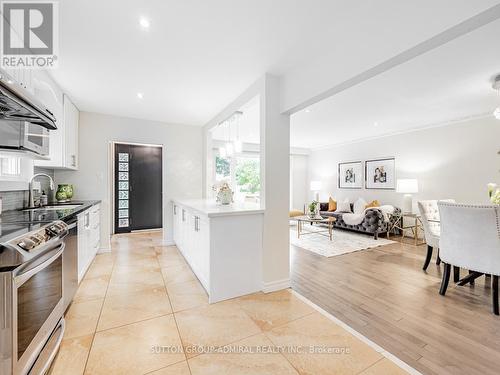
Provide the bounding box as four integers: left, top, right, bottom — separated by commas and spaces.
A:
118, 181, 128, 190
17, 255, 62, 359
118, 153, 129, 162
118, 219, 129, 227
118, 191, 129, 199
116, 149, 130, 230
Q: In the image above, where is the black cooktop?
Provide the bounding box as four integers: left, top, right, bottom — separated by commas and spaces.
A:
0, 200, 100, 225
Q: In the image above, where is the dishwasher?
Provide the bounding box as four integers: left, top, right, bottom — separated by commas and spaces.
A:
63, 216, 78, 311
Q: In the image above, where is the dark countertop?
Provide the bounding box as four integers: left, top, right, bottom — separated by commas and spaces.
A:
0, 200, 101, 226
0, 200, 101, 272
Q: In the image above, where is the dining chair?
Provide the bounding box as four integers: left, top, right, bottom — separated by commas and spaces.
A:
438, 202, 500, 315
418, 199, 455, 271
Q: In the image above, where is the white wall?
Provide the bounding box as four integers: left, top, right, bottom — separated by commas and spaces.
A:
308, 116, 500, 211
55, 112, 203, 250
290, 154, 309, 210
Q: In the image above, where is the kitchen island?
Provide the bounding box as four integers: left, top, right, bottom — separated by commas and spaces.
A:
171, 199, 264, 303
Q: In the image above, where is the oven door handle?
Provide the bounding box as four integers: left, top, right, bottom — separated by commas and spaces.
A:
14, 244, 65, 286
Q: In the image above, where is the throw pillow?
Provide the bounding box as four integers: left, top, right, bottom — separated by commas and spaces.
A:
365, 200, 380, 209
336, 198, 352, 213
328, 197, 337, 212
353, 198, 367, 214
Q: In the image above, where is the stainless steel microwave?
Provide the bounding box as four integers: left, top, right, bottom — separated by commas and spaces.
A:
0, 121, 50, 156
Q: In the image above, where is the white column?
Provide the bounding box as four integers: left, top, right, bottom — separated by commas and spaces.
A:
260, 74, 291, 292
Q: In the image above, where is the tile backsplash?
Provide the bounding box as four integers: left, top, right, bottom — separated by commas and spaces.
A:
0, 190, 27, 211
0, 167, 55, 211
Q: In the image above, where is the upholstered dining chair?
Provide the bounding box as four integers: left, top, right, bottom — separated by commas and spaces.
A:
438, 202, 500, 315
418, 199, 455, 271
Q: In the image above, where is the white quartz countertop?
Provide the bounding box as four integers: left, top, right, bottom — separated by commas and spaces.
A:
172, 199, 265, 217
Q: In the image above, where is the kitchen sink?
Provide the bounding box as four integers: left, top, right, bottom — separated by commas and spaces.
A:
23, 204, 83, 211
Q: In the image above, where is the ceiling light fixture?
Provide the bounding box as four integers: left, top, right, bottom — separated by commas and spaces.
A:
139, 17, 150, 29
305, 108, 311, 113
137, 92, 144, 99
493, 75, 500, 120
373, 122, 379, 127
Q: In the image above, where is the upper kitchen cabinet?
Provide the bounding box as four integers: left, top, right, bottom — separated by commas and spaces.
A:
34, 71, 79, 170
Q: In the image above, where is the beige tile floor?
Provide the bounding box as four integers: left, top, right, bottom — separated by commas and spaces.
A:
48, 231, 410, 375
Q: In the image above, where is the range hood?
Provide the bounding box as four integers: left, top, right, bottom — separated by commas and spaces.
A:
0, 69, 57, 130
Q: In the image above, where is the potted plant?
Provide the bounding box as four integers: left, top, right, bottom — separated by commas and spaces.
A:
308, 201, 319, 219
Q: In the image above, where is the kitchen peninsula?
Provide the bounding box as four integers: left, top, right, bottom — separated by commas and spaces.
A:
171, 199, 264, 303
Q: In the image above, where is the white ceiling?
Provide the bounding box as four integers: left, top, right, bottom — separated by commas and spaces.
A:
52, 0, 499, 126
290, 18, 500, 149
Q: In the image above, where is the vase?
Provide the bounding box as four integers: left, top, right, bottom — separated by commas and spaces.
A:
56, 184, 73, 202
217, 189, 233, 205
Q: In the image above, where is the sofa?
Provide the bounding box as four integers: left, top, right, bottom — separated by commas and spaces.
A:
318, 202, 401, 239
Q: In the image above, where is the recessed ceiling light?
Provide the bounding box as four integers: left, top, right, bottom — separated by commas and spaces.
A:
373, 122, 379, 127
137, 92, 144, 99
305, 108, 311, 113
139, 17, 150, 29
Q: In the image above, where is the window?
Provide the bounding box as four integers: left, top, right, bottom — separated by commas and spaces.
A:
214, 153, 260, 203
0, 157, 21, 177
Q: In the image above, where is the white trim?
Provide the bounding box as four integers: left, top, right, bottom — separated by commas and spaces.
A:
163, 240, 175, 246
291, 290, 423, 375
262, 278, 291, 293
310, 112, 491, 151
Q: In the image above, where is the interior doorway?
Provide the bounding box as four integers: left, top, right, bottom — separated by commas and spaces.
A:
113, 143, 163, 233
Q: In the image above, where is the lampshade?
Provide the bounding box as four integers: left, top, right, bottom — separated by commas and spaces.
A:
310, 181, 322, 191
396, 179, 418, 194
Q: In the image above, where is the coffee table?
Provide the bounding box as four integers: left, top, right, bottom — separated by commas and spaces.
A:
294, 215, 336, 241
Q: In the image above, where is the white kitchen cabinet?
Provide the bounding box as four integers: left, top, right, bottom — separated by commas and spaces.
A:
172, 199, 264, 303
77, 204, 101, 283
34, 71, 79, 170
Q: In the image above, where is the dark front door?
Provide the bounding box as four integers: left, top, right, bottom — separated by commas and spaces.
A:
114, 143, 162, 233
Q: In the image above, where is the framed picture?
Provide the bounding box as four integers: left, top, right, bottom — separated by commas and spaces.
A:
338, 161, 363, 189
365, 158, 395, 189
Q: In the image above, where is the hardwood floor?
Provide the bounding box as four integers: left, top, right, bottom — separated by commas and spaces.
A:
291, 237, 500, 375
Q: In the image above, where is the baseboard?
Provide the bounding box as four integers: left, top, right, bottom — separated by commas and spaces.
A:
162, 240, 175, 246
97, 246, 111, 254
262, 278, 291, 293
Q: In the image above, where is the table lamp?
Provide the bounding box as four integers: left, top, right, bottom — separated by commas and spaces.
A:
396, 179, 418, 213
310, 181, 322, 202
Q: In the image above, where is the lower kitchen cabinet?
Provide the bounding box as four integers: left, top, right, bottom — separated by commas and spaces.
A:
172, 200, 264, 303
77, 204, 101, 282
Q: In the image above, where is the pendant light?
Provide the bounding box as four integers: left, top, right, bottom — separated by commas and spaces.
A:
493, 75, 500, 120
225, 120, 234, 156
233, 111, 243, 152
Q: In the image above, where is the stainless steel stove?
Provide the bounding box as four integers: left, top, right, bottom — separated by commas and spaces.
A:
0, 220, 68, 375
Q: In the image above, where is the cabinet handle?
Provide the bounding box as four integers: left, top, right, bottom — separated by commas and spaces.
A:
173, 205, 177, 215
71, 155, 76, 167
182, 209, 185, 222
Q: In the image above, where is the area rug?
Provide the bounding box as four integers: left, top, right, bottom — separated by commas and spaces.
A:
290, 223, 395, 257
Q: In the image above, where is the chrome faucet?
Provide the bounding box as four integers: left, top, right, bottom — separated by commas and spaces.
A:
28, 173, 55, 208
